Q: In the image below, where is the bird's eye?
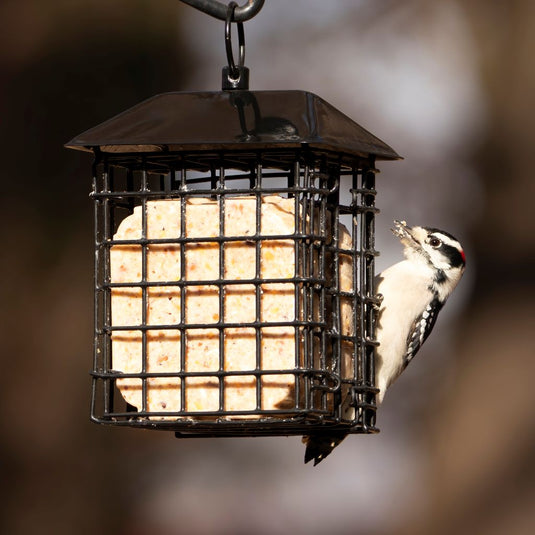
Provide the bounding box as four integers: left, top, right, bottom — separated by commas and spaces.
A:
429, 237, 442, 248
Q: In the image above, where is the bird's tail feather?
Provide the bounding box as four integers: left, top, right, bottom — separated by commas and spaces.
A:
302, 433, 347, 465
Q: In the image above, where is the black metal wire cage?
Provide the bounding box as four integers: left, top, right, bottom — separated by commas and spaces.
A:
67, 90, 399, 438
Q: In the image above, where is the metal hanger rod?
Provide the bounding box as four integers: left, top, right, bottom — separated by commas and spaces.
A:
180, 0, 265, 22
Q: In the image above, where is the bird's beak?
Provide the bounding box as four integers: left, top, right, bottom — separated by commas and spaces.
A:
392, 220, 420, 246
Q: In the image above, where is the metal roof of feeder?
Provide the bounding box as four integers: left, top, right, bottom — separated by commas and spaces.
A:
66, 90, 400, 160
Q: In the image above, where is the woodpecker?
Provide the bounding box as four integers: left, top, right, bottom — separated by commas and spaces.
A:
304, 220, 466, 465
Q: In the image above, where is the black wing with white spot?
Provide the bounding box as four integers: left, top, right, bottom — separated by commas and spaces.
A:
403, 298, 443, 368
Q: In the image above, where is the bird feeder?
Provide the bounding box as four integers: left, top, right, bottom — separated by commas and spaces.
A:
66, 0, 399, 440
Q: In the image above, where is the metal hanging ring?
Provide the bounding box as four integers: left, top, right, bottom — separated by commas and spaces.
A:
225, 2, 245, 80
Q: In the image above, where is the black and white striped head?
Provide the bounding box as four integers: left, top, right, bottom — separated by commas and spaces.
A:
392, 220, 466, 298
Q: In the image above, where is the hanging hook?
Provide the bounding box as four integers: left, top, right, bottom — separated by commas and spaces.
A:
179, 0, 264, 22
222, 2, 249, 90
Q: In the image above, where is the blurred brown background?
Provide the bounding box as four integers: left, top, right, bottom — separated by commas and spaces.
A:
1, 1, 534, 534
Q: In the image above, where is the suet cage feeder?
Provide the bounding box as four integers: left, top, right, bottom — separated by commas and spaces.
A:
66, 0, 399, 441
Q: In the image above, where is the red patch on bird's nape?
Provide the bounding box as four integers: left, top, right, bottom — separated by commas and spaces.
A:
460, 249, 466, 264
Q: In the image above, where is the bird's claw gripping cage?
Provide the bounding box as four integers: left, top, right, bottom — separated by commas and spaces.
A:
66, 2, 399, 440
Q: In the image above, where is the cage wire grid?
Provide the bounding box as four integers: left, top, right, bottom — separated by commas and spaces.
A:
90, 148, 379, 437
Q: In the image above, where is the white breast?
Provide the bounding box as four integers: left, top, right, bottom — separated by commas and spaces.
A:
374, 260, 435, 403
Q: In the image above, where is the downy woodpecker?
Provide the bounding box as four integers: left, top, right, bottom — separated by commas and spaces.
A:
304, 220, 466, 465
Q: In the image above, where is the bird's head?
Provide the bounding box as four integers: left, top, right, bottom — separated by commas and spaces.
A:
392, 220, 466, 295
